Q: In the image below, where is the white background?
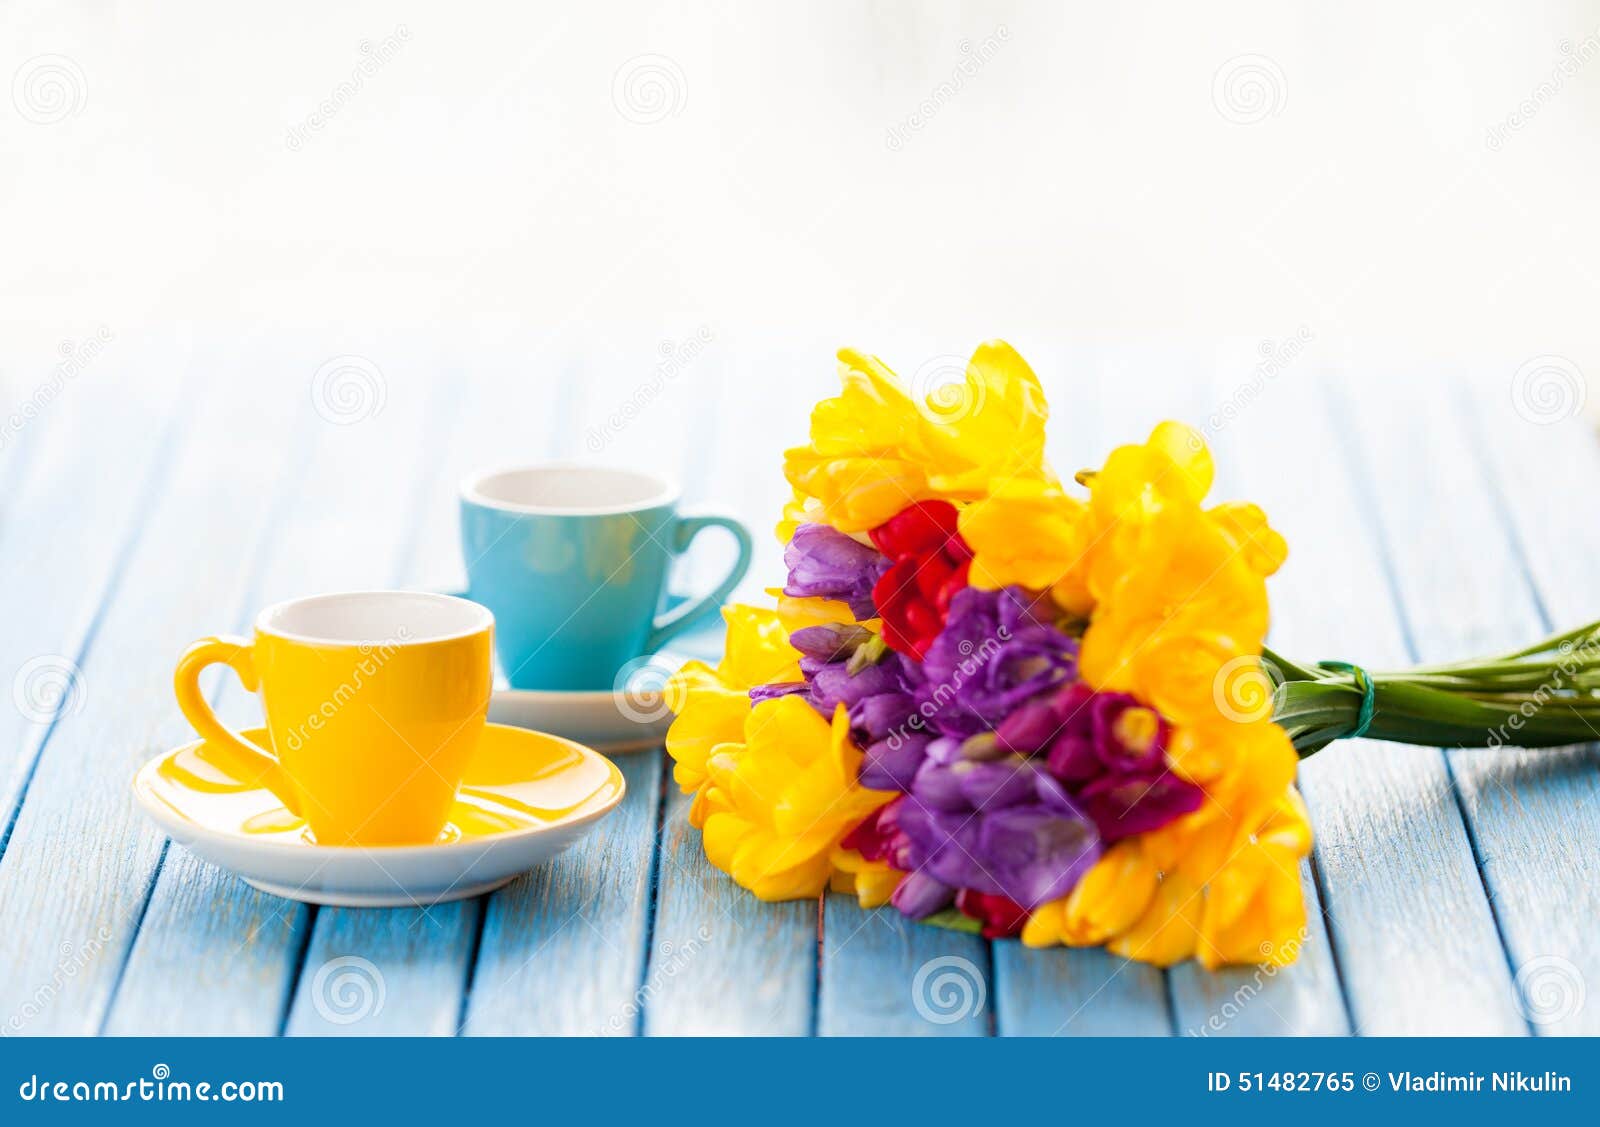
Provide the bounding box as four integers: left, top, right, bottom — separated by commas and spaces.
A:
3, 1, 1599, 404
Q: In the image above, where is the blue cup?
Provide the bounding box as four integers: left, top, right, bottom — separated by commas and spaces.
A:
459, 465, 752, 691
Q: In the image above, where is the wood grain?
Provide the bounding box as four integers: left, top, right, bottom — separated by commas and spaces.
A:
1209, 360, 1523, 1035
1458, 373, 1600, 1036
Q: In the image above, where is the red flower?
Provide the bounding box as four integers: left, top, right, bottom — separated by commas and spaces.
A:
869, 501, 973, 658
955, 889, 1029, 939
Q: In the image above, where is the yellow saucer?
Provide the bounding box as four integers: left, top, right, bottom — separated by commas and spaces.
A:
133, 723, 625, 907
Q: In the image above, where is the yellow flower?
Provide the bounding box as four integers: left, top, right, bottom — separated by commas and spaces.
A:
664, 604, 804, 824
1209, 501, 1288, 578
916, 340, 1054, 497
1078, 508, 1270, 726
699, 698, 894, 901
782, 349, 934, 532
1022, 839, 1159, 948
1106, 870, 1205, 967
1196, 790, 1312, 969
829, 848, 904, 909
960, 478, 1090, 612
782, 341, 1055, 533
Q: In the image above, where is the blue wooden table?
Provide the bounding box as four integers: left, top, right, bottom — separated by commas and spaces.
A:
1, 330, 1596, 1036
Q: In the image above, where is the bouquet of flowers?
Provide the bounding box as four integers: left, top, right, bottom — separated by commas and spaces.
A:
665, 341, 1600, 969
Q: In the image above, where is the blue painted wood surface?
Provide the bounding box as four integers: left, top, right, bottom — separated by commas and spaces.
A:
0, 339, 1594, 1036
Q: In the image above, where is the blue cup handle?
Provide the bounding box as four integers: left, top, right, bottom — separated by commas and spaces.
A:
645, 513, 752, 652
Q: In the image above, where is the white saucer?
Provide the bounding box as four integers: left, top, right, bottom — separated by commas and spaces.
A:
486, 628, 722, 753
134, 724, 625, 907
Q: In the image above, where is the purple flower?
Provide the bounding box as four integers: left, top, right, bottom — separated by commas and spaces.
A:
998, 682, 1203, 842
895, 737, 1101, 909
785, 625, 932, 790
783, 524, 887, 620
916, 586, 1080, 739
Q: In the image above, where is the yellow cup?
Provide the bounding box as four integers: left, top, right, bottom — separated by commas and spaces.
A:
174, 591, 494, 846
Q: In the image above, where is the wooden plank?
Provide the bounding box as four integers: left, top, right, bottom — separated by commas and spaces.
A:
0, 341, 186, 850
461, 752, 663, 1034
102, 339, 445, 1035
644, 787, 816, 1035
1194, 359, 1523, 1035
819, 901, 990, 1036
0, 352, 294, 1035
1456, 371, 1600, 1036
631, 339, 824, 1035
458, 329, 711, 1033
1166, 338, 1351, 1036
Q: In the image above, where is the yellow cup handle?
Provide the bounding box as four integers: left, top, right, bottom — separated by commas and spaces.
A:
174, 635, 298, 813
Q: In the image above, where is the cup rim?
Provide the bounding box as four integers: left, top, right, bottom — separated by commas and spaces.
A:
459, 462, 681, 516
255, 590, 493, 648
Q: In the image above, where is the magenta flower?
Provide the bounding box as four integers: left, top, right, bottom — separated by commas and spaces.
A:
997, 682, 1203, 842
